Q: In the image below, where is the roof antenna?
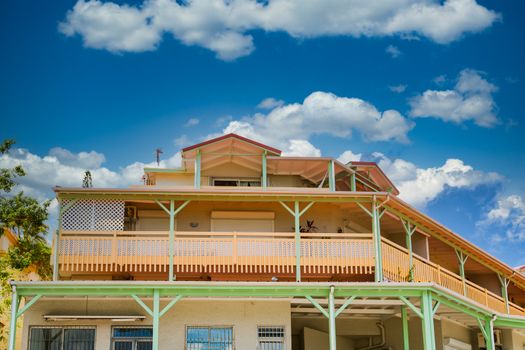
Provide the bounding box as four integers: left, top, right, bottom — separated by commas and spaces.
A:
155, 148, 163, 166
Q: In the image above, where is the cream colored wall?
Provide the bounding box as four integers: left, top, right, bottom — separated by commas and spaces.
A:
155, 173, 194, 186
511, 330, 525, 350
441, 319, 473, 345
383, 317, 443, 350
269, 175, 309, 187
202, 162, 261, 179
303, 327, 354, 350
21, 299, 291, 350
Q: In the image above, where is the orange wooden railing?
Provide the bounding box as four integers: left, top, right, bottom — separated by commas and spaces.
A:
58, 231, 374, 276
56, 231, 524, 316
381, 238, 525, 316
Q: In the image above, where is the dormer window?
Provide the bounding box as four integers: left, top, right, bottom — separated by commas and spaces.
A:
212, 178, 262, 187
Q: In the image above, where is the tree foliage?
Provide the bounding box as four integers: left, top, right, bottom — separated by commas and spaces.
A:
0, 192, 50, 242
82, 170, 93, 188
0, 139, 25, 193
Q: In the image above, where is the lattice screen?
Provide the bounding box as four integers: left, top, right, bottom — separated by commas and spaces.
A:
61, 199, 125, 231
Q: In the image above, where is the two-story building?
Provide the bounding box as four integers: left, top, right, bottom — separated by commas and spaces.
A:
7, 134, 525, 350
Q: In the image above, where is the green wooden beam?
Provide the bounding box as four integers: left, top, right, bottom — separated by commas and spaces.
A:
494, 316, 525, 329
328, 160, 336, 192
7, 287, 20, 350
421, 291, 436, 350
497, 274, 510, 314
399, 296, 423, 319
402, 220, 416, 281
372, 198, 384, 282
194, 149, 201, 189
401, 306, 410, 350
335, 296, 356, 317
262, 151, 267, 189
306, 296, 329, 318
159, 295, 183, 317
328, 286, 336, 350
350, 173, 356, 192
16, 294, 42, 318
455, 249, 469, 296
152, 289, 160, 350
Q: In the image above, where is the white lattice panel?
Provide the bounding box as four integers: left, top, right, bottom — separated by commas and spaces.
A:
61, 199, 125, 231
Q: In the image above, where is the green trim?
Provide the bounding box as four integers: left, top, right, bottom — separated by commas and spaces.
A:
421, 291, 436, 350
159, 295, 183, 317
144, 168, 187, 173
152, 289, 160, 350
306, 296, 329, 318
497, 274, 510, 314
328, 160, 336, 192
494, 316, 525, 329
328, 286, 336, 350
262, 151, 267, 189
294, 201, 301, 282
335, 296, 356, 317
399, 296, 423, 319
402, 220, 416, 281
16, 294, 42, 318
401, 306, 410, 350
372, 199, 383, 282
350, 173, 356, 192
7, 288, 19, 350
194, 149, 201, 189
455, 249, 468, 296
132, 294, 154, 317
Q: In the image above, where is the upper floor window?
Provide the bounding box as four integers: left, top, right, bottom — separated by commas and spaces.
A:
29, 327, 95, 350
213, 178, 261, 187
186, 326, 234, 350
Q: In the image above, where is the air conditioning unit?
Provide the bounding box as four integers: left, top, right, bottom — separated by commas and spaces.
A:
443, 337, 471, 350
477, 329, 502, 348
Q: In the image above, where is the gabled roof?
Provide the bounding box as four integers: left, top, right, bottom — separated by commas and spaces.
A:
182, 133, 282, 156
349, 161, 399, 195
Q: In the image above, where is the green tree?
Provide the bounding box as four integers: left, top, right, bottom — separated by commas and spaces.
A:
0, 192, 50, 242
82, 170, 93, 188
0, 139, 25, 193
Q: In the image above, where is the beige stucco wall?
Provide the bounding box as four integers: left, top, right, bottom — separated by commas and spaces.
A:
133, 201, 353, 234
21, 299, 291, 350
302, 327, 354, 350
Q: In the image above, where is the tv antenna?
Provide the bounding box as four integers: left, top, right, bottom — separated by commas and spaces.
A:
155, 148, 163, 166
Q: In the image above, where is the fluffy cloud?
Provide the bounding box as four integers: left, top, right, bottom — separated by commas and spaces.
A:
410, 69, 499, 127
389, 84, 407, 93
219, 91, 414, 156
371, 152, 502, 208
0, 146, 181, 202
386, 45, 401, 58
257, 97, 285, 110
59, 0, 499, 60
479, 195, 525, 242
337, 150, 362, 164
184, 118, 200, 127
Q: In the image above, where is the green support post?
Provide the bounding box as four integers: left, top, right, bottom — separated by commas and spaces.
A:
401, 306, 410, 350
372, 199, 384, 282
262, 151, 267, 189
294, 201, 301, 282
152, 289, 160, 350
350, 173, 356, 192
477, 317, 495, 350
156, 200, 190, 281
169, 200, 175, 281
328, 160, 336, 191
421, 291, 436, 350
194, 149, 201, 189
7, 286, 19, 350
455, 249, 468, 296
328, 286, 336, 350
497, 275, 510, 314
402, 220, 416, 281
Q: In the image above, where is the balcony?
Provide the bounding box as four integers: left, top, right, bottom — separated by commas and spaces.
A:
55, 231, 524, 317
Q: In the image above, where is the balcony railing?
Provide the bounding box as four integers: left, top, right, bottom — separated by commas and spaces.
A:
56, 231, 524, 316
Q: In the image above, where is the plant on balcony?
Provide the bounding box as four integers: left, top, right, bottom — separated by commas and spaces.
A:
298, 220, 318, 233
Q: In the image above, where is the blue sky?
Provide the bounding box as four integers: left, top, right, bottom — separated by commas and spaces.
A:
1, 0, 524, 266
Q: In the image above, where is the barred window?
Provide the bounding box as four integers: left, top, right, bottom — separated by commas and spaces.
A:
186, 326, 234, 350
112, 327, 153, 350
257, 326, 285, 350
29, 327, 95, 350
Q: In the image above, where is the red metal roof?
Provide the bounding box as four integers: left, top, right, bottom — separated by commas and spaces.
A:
182, 133, 282, 155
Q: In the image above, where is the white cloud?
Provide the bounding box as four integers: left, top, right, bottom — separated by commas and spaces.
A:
219, 91, 414, 156
479, 195, 525, 242
433, 75, 447, 84
0, 146, 182, 203
410, 69, 499, 127
284, 140, 321, 157
257, 97, 285, 110
59, 0, 499, 60
337, 150, 362, 164
184, 118, 200, 127
386, 45, 401, 58
371, 152, 502, 208
389, 84, 407, 93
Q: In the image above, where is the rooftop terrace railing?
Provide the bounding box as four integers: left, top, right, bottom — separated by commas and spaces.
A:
55, 231, 524, 316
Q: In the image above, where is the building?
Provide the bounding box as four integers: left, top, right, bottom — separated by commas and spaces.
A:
1, 228, 18, 255
7, 133, 525, 350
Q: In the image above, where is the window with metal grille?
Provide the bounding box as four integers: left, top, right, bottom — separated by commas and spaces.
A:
112, 327, 153, 350
29, 327, 95, 350
257, 326, 285, 350
186, 326, 234, 350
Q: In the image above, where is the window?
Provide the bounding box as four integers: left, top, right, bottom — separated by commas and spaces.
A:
186, 326, 234, 350
112, 327, 153, 350
213, 179, 261, 187
257, 326, 285, 350
29, 327, 95, 350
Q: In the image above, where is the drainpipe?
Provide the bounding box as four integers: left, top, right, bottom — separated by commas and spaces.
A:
357, 323, 387, 350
